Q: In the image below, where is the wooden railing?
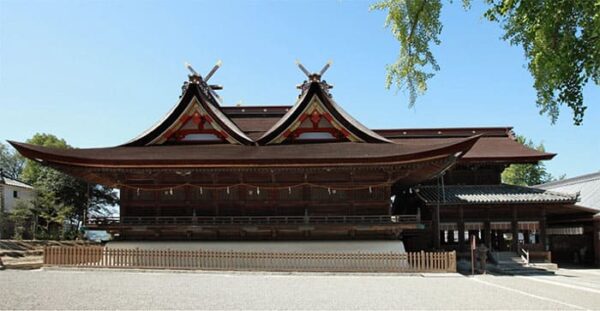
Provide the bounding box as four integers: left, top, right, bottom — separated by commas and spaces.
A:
43, 247, 456, 273
521, 244, 551, 263
87, 215, 419, 227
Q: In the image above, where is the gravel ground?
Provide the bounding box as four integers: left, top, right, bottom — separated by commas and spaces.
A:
1, 268, 600, 310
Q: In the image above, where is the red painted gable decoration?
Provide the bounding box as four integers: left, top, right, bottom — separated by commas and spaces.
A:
163, 111, 228, 143
282, 109, 350, 142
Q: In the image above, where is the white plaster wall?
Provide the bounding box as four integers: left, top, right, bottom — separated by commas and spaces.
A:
2, 185, 34, 213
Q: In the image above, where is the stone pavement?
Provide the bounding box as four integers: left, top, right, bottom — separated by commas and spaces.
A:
1, 268, 600, 310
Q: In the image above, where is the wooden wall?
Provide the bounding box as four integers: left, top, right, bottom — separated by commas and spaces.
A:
120, 185, 391, 217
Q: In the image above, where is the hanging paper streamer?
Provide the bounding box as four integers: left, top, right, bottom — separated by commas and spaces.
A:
257, 187, 260, 195
200, 187, 203, 195
136, 188, 140, 196
169, 188, 174, 195
328, 187, 331, 195
288, 187, 292, 194
369, 186, 373, 194
227, 187, 230, 195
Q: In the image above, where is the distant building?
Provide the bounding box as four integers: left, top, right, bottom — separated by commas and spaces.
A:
538, 172, 600, 265
0, 173, 34, 214
0, 173, 34, 239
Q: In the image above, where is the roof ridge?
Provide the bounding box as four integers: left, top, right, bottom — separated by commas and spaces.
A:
537, 171, 600, 188
416, 183, 577, 199
0, 173, 33, 188
415, 183, 580, 206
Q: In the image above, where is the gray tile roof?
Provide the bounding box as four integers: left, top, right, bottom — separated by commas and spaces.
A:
537, 172, 600, 213
416, 184, 578, 205
0, 174, 34, 189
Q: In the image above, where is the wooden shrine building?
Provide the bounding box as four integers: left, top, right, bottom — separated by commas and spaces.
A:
10, 63, 599, 263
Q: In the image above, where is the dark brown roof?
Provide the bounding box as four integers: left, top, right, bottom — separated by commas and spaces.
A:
223, 117, 553, 163
374, 127, 513, 138
390, 137, 554, 163
230, 117, 281, 132
9, 135, 480, 168
222, 106, 290, 118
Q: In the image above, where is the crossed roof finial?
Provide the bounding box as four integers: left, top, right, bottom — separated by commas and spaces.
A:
184, 60, 223, 86
295, 60, 333, 82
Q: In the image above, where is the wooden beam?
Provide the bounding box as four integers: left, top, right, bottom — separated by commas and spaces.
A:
458, 206, 465, 252
511, 206, 519, 252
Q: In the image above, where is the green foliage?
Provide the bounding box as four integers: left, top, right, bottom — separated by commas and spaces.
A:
485, 0, 600, 125
21, 133, 69, 184
0, 210, 9, 239
20, 133, 119, 239
501, 135, 555, 186
9, 200, 33, 240
370, 0, 444, 106
372, 0, 599, 125
0, 143, 24, 180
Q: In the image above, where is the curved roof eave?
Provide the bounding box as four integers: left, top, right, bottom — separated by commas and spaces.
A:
7, 135, 480, 169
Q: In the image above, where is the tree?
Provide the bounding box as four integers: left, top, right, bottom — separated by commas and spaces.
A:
9, 201, 33, 240
20, 133, 69, 184
21, 133, 119, 239
371, 0, 600, 125
0, 143, 24, 180
501, 135, 555, 186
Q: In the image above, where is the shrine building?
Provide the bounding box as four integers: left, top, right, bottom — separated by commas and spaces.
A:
10, 63, 599, 263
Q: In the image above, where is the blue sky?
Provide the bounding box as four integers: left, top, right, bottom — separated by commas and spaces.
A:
1, 0, 598, 178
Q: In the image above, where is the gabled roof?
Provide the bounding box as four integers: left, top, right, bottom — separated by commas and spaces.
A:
123, 81, 254, 146
537, 172, 600, 212
416, 184, 579, 206
0, 174, 33, 189
256, 82, 391, 145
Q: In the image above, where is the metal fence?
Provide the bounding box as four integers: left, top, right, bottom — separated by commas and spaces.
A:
43, 247, 456, 273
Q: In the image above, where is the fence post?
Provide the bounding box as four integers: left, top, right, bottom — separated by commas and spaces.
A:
451, 251, 456, 272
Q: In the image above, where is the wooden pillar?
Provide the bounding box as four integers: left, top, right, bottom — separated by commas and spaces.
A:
120, 188, 127, 219
154, 190, 161, 217
458, 206, 465, 252
483, 223, 491, 247
511, 206, 519, 252
433, 204, 440, 250
484, 208, 491, 249
185, 185, 191, 216
540, 208, 547, 251
594, 215, 600, 267
212, 173, 219, 216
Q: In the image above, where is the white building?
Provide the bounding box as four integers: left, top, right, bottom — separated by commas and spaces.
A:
538, 172, 600, 265
0, 174, 34, 213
